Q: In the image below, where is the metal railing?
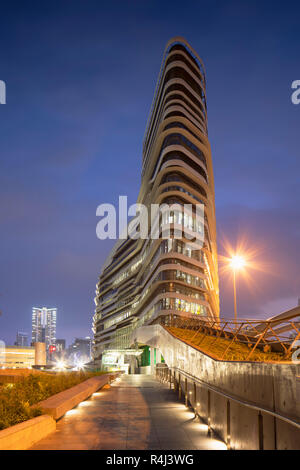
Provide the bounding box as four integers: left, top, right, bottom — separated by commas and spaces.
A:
156, 364, 300, 449
152, 312, 300, 361
157, 365, 300, 429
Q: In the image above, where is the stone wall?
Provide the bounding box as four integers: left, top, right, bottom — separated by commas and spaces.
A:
134, 324, 300, 450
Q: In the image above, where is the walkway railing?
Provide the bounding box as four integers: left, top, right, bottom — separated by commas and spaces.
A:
156, 364, 300, 450
152, 313, 300, 361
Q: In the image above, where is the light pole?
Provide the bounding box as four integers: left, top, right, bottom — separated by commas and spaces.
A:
229, 255, 245, 325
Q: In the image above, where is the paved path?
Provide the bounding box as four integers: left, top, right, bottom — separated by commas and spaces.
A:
31, 374, 226, 450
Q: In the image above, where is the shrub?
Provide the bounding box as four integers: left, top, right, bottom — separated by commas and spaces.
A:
0, 371, 105, 430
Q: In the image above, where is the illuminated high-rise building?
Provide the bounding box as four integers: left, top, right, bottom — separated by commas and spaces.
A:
32, 307, 56, 358
92, 37, 219, 364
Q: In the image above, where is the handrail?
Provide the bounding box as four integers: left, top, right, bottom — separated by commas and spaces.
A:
156, 365, 300, 430
154, 313, 300, 360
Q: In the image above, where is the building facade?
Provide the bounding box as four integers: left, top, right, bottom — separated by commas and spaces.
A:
0, 342, 46, 369
0, 345, 35, 369
68, 337, 91, 365
52, 339, 66, 361
92, 37, 219, 364
32, 307, 56, 358
15, 331, 28, 347
55, 339, 66, 352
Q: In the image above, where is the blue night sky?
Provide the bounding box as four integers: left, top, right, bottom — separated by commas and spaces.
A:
0, 0, 299, 345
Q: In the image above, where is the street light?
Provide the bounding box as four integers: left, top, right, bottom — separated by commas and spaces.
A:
229, 255, 246, 324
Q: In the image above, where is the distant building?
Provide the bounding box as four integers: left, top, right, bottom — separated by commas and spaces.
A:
0, 342, 46, 369
32, 307, 56, 359
35, 342, 47, 366
52, 339, 66, 361
15, 331, 28, 347
68, 337, 91, 364
55, 339, 66, 352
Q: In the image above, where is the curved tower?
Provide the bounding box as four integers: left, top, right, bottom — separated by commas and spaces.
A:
92, 37, 219, 363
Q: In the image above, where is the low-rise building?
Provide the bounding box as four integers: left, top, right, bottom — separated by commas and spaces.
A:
0, 342, 46, 369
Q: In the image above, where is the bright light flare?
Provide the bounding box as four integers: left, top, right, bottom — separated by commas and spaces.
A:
56, 360, 66, 371
65, 409, 77, 416
219, 233, 274, 278
74, 359, 85, 371
217, 234, 280, 317
230, 255, 246, 271
78, 401, 92, 407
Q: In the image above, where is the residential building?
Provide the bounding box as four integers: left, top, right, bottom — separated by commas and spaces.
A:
32, 307, 56, 359
92, 37, 219, 367
68, 337, 91, 365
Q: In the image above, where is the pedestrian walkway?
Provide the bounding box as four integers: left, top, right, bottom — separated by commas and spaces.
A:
30, 374, 226, 450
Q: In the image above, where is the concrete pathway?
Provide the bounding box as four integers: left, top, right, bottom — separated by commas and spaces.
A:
30, 374, 226, 450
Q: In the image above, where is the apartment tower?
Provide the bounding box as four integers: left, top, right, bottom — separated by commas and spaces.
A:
32, 307, 56, 357
93, 37, 219, 363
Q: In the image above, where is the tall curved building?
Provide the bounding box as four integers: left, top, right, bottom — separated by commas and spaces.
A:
92, 37, 219, 366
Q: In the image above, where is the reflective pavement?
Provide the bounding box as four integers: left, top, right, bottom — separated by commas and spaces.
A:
30, 374, 227, 450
